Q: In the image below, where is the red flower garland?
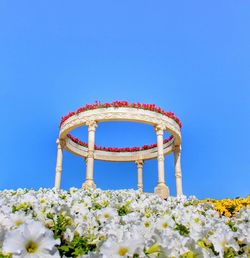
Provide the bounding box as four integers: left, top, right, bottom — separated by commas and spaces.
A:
67, 134, 174, 153
59, 101, 182, 128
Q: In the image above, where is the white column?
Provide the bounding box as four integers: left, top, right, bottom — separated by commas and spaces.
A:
82, 120, 98, 189
154, 124, 170, 199
54, 139, 65, 189
135, 160, 144, 192
174, 145, 183, 196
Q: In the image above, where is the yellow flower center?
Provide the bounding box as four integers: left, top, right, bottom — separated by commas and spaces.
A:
221, 241, 226, 248
162, 222, 168, 229
104, 213, 110, 219
194, 218, 199, 223
118, 247, 128, 256
144, 221, 150, 228
15, 220, 24, 226
25, 240, 38, 253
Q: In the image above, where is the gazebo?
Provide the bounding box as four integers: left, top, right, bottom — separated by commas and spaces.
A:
55, 101, 183, 199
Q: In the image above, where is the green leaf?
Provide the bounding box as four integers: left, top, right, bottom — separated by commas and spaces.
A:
174, 223, 190, 237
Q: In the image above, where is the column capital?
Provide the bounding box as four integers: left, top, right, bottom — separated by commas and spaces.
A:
55, 167, 62, 173
154, 124, 165, 136
87, 150, 94, 159
157, 154, 165, 162
175, 172, 182, 178
135, 159, 144, 169
173, 145, 181, 153
86, 120, 98, 132
56, 138, 66, 149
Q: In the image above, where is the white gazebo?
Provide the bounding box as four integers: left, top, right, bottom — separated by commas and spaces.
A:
55, 102, 183, 199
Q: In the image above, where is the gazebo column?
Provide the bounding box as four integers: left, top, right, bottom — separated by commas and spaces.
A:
135, 160, 144, 192
174, 145, 183, 196
154, 124, 170, 199
54, 139, 65, 189
82, 120, 98, 189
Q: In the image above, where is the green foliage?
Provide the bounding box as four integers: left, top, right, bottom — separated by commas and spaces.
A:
183, 200, 199, 207
48, 213, 72, 239
59, 194, 67, 200
58, 234, 97, 257
145, 243, 160, 255
92, 202, 103, 210
0, 253, 12, 258
226, 220, 238, 232
12, 202, 32, 214
117, 205, 130, 216
227, 205, 237, 214
180, 251, 200, 258
174, 223, 190, 237
197, 239, 219, 256
101, 200, 109, 207
224, 247, 237, 258
144, 208, 152, 218
238, 242, 247, 256
47, 213, 99, 257
117, 201, 132, 216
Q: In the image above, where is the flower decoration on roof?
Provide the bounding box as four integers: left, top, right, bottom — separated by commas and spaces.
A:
67, 134, 174, 153
59, 101, 182, 128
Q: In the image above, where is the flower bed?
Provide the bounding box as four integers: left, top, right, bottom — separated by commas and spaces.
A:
59, 101, 182, 128
202, 196, 250, 218
0, 189, 249, 257
67, 134, 174, 152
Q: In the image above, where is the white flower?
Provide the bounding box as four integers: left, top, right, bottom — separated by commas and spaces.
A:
100, 237, 143, 258
209, 229, 239, 257
98, 207, 117, 223
2, 220, 60, 257
0, 188, 249, 257
156, 214, 175, 231
159, 231, 189, 257
3, 213, 32, 230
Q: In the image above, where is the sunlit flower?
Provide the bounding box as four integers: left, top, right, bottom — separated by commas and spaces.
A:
2, 221, 60, 257
0, 188, 249, 257
98, 207, 117, 223
100, 236, 143, 258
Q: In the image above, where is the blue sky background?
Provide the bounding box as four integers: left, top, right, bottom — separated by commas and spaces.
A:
0, 1, 249, 199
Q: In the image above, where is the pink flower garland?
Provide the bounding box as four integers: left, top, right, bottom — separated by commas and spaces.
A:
67, 134, 174, 153
59, 101, 182, 128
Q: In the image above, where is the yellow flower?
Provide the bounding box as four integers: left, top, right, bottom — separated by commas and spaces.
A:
200, 196, 250, 217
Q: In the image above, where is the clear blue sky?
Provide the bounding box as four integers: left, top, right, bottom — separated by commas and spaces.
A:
0, 1, 249, 199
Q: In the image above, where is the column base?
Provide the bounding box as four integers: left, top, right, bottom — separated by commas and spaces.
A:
137, 185, 143, 193
154, 183, 170, 199
82, 180, 96, 190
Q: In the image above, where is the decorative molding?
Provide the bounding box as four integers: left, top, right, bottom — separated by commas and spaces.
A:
55, 168, 62, 173
175, 172, 182, 178
65, 136, 174, 162
173, 145, 181, 152
59, 107, 181, 162
86, 120, 98, 132
155, 123, 165, 133
59, 107, 181, 144
56, 138, 66, 149
135, 160, 144, 169
86, 151, 94, 159
157, 155, 165, 162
